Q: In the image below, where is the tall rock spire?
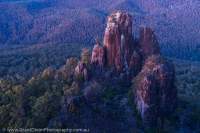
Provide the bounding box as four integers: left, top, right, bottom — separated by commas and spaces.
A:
103, 11, 134, 72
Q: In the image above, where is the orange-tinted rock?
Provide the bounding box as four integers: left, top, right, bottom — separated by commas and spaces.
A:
103, 11, 134, 72
133, 55, 177, 128
91, 40, 105, 67
139, 27, 160, 59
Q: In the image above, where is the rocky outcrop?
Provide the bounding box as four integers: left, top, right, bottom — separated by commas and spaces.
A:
91, 40, 105, 67
74, 61, 88, 81
129, 50, 142, 75
81, 48, 91, 66
103, 11, 134, 72
133, 55, 177, 129
139, 27, 160, 59
41, 67, 55, 79
85, 11, 177, 130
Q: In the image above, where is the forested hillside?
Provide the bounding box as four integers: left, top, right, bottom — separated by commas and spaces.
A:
0, 0, 200, 61
0, 44, 88, 83
0, 1, 199, 132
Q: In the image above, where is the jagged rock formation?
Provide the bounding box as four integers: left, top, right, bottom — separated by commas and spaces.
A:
129, 50, 142, 76
103, 11, 134, 72
91, 40, 105, 67
139, 27, 160, 58
72, 11, 177, 130
74, 61, 88, 81
133, 55, 177, 129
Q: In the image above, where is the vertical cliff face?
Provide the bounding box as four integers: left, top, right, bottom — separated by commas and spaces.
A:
134, 55, 177, 128
139, 27, 160, 59
134, 73, 159, 128
103, 11, 134, 72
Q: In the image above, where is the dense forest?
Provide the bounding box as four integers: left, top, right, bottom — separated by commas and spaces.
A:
0, 44, 199, 132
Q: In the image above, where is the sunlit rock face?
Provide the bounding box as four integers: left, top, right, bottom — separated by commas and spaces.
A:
103, 11, 134, 72
91, 40, 105, 67
139, 27, 160, 59
134, 55, 177, 128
